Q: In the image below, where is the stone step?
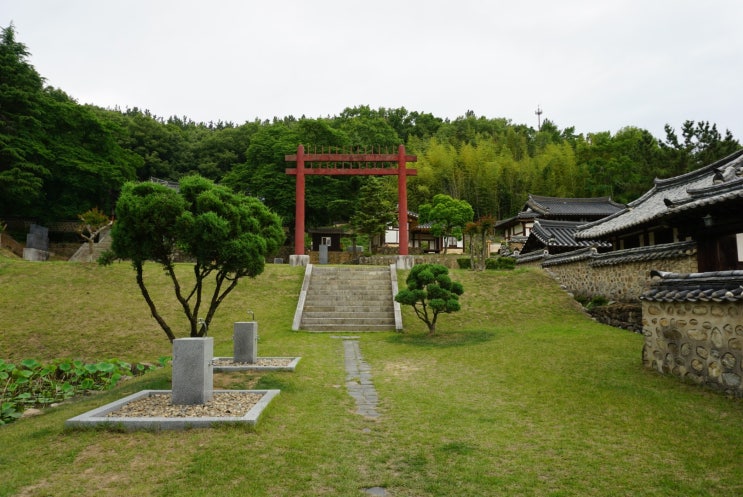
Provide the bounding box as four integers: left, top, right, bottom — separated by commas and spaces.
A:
310, 272, 388, 279
311, 266, 388, 272
310, 275, 390, 286
303, 290, 392, 298
301, 316, 395, 326
303, 305, 393, 313
308, 278, 390, 285
308, 278, 389, 285
307, 288, 393, 301
296, 265, 398, 332
302, 310, 394, 319
301, 323, 397, 332
304, 299, 393, 306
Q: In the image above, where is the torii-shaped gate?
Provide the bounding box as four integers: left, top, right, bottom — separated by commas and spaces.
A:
285, 144, 417, 256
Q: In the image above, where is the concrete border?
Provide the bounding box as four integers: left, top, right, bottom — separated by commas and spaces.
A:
292, 263, 313, 330
65, 389, 280, 430
389, 263, 403, 332
212, 357, 301, 372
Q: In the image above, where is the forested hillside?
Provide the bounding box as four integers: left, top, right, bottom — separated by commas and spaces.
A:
2, 24, 740, 231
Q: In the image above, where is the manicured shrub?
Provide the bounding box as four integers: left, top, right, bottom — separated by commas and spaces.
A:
485, 256, 516, 270
457, 258, 471, 269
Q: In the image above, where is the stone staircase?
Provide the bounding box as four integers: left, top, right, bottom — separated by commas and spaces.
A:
294, 265, 401, 332
68, 227, 113, 262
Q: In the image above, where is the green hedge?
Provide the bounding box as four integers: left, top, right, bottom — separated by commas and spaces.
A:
486, 256, 516, 270
457, 257, 515, 270
457, 258, 471, 269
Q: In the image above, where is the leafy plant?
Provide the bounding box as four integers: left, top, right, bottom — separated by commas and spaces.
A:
76, 207, 112, 254
0, 357, 161, 425
395, 263, 464, 335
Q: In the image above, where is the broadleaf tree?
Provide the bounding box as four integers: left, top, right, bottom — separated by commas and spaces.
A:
418, 194, 474, 254
103, 175, 284, 342
395, 263, 464, 335
350, 177, 397, 254
77, 207, 111, 255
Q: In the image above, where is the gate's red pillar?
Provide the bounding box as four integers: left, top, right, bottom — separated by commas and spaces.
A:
294, 145, 306, 255
397, 144, 409, 256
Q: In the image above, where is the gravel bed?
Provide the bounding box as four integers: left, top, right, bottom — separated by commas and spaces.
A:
107, 392, 264, 418
212, 358, 293, 367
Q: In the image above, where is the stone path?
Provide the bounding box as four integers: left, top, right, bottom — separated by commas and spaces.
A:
339, 338, 390, 495
342, 338, 380, 418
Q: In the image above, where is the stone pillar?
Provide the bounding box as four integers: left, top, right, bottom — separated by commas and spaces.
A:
234, 322, 258, 364
396, 255, 415, 270
319, 244, 329, 264
172, 337, 213, 405
290, 254, 310, 267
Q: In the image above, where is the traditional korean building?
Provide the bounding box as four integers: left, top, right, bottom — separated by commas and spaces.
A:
529, 149, 743, 395
519, 219, 612, 256
496, 194, 624, 250
576, 149, 743, 271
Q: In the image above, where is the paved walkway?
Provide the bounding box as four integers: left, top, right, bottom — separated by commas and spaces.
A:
342, 338, 380, 418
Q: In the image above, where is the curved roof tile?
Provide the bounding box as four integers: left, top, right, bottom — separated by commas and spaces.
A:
641, 269, 743, 302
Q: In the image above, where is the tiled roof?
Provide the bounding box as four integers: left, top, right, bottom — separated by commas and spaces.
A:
541, 247, 597, 267
641, 270, 743, 302
540, 241, 697, 268
525, 219, 612, 252
590, 241, 696, 267
515, 250, 547, 264
494, 211, 537, 230
577, 149, 743, 239
496, 195, 623, 231
526, 195, 624, 217
406, 210, 434, 230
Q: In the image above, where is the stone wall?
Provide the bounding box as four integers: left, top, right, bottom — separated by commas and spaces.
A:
641, 271, 743, 397
538, 242, 697, 303
308, 250, 358, 265
588, 303, 643, 333
358, 254, 460, 269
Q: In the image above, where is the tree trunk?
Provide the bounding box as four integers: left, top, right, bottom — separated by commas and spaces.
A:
135, 262, 176, 342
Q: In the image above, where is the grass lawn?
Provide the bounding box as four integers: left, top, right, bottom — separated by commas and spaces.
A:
1, 257, 741, 496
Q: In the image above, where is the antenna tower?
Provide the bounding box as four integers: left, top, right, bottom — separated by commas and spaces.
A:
535, 105, 543, 131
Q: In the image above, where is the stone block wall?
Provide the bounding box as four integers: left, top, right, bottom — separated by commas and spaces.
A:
546, 256, 697, 302
538, 242, 697, 303
358, 254, 460, 269
588, 303, 643, 333
641, 271, 743, 397
642, 306, 743, 395
309, 250, 357, 265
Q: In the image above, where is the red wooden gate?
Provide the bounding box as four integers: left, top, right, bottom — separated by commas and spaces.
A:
285, 144, 417, 256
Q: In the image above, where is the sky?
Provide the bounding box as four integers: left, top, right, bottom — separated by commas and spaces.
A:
2, 0, 742, 140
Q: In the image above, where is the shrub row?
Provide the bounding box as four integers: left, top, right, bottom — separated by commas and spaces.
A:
457, 257, 516, 270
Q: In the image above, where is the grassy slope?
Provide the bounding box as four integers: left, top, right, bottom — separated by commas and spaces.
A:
0, 258, 741, 497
